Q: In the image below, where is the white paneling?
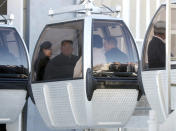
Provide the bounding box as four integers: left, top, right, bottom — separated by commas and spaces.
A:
135, 0, 141, 39
122, 0, 130, 28
7, 0, 23, 36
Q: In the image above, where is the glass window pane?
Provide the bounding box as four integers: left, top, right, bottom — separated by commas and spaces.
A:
143, 6, 166, 70
0, 28, 28, 78
92, 20, 138, 78
33, 20, 83, 82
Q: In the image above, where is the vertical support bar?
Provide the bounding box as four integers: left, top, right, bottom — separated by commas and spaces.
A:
122, 0, 130, 28
146, 0, 151, 29
166, 0, 171, 114
24, 0, 30, 49
84, 17, 93, 124
136, 0, 141, 39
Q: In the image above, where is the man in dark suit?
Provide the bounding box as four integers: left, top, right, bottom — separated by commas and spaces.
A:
44, 40, 79, 80
104, 36, 128, 64
148, 21, 166, 68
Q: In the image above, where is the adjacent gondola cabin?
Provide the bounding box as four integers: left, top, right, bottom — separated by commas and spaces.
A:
31, 3, 142, 129
141, 3, 176, 123
0, 24, 30, 123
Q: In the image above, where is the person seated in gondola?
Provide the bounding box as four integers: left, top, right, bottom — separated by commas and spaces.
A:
148, 21, 166, 68
34, 41, 52, 81
44, 40, 79, 80
73, 56, 82, 78
104, 36, 128, 64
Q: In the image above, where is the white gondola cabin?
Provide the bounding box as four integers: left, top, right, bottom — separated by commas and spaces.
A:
0, 22, 30, 123
31, 2, 142, 129
141, 3, 176, 123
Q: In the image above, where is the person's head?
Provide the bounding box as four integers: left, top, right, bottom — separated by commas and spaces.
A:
93, 35, 103, 48
61, 40, 73, 56
40, 41, 52, 57
154, 21, 166, 40
104, 37, 117, 51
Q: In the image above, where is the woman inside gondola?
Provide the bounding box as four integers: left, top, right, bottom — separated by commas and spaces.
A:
34, 41, 52, 81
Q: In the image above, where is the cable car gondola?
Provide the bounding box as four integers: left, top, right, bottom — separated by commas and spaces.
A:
31, 1, 142, 129
0, 19, 30, 123
141, 3, 176, 123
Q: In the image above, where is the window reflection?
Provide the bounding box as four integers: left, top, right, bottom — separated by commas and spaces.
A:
104, 37, 128, 63
93, 35, 106, 65
92, 20, 138, 78
0, 28, 28, 78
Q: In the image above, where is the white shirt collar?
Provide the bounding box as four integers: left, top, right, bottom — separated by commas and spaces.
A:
153, 35, 165, 43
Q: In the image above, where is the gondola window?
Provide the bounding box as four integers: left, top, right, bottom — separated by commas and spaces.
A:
0, 27, 28, 78
92, 20, 138, 78
32, 20, 83, 82
143, 6, 176, 70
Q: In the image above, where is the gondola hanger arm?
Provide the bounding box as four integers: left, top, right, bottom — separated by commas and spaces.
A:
48, 0, 120, 17
0, 14, 14, 25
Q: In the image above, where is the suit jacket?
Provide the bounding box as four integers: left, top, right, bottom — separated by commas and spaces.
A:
35, 57, 49, 81
148, 36, 165, 68
44, 53, 79, 80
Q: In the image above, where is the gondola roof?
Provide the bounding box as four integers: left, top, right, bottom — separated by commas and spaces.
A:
47, 14, 123, 26
0, 24, 14, 28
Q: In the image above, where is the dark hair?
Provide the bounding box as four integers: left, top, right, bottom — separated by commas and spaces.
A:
40, 41, 52, 49
61, 40, 73, 47
154, 32, 165, 36
93, 35, 103, 48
